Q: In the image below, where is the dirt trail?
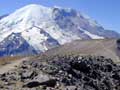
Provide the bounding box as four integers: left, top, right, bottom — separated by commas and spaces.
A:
0, 57, 28, 74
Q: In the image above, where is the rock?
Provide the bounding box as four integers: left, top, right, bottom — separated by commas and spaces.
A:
24, 79, 57, 88
70, 61, 91, 73
0, 55, 120, 90
64, 86, 77, 90
22, 71, 57, 88
117, 39, 120, 49
39, 79, 57, 87
23, 81, 40, 88
112, 72, 120, 80
21, 65, 28, 69
33, 73, 50, 82
20, 70, 37, 80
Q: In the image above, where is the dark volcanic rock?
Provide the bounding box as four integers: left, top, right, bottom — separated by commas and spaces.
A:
23, 81, 40, 88
24, 79, 56, 88
44, 55, 120, 90
39, 79, 57, 87
0, 55, 120, 90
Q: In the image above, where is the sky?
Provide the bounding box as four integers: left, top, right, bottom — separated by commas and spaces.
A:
0, 0, 120, 33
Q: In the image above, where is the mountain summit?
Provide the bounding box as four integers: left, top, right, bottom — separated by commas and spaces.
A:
0, 4, 120, 56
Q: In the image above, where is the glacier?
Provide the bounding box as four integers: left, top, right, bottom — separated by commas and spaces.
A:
0, 4, 119, 56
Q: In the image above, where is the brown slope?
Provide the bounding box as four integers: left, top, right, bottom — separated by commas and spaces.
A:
41, 39, 120, 63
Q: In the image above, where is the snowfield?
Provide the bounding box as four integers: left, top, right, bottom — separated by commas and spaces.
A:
0, 4, 120, 56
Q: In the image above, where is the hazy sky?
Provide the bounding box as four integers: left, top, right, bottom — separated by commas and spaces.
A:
0, 0, 120, 33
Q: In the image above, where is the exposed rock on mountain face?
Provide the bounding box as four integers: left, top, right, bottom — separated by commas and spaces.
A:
0, 55, 119, 90
0, 33, 37, 56
0, 14, 8, 20
0, 4, 120, 56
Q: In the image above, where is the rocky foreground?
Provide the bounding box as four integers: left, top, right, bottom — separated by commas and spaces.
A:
0, 55, 120, 90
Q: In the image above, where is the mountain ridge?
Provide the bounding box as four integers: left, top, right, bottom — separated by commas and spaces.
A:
0, 4, 120, 56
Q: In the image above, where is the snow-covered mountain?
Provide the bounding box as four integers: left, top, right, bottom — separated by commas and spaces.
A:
0, 4, 120, 56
